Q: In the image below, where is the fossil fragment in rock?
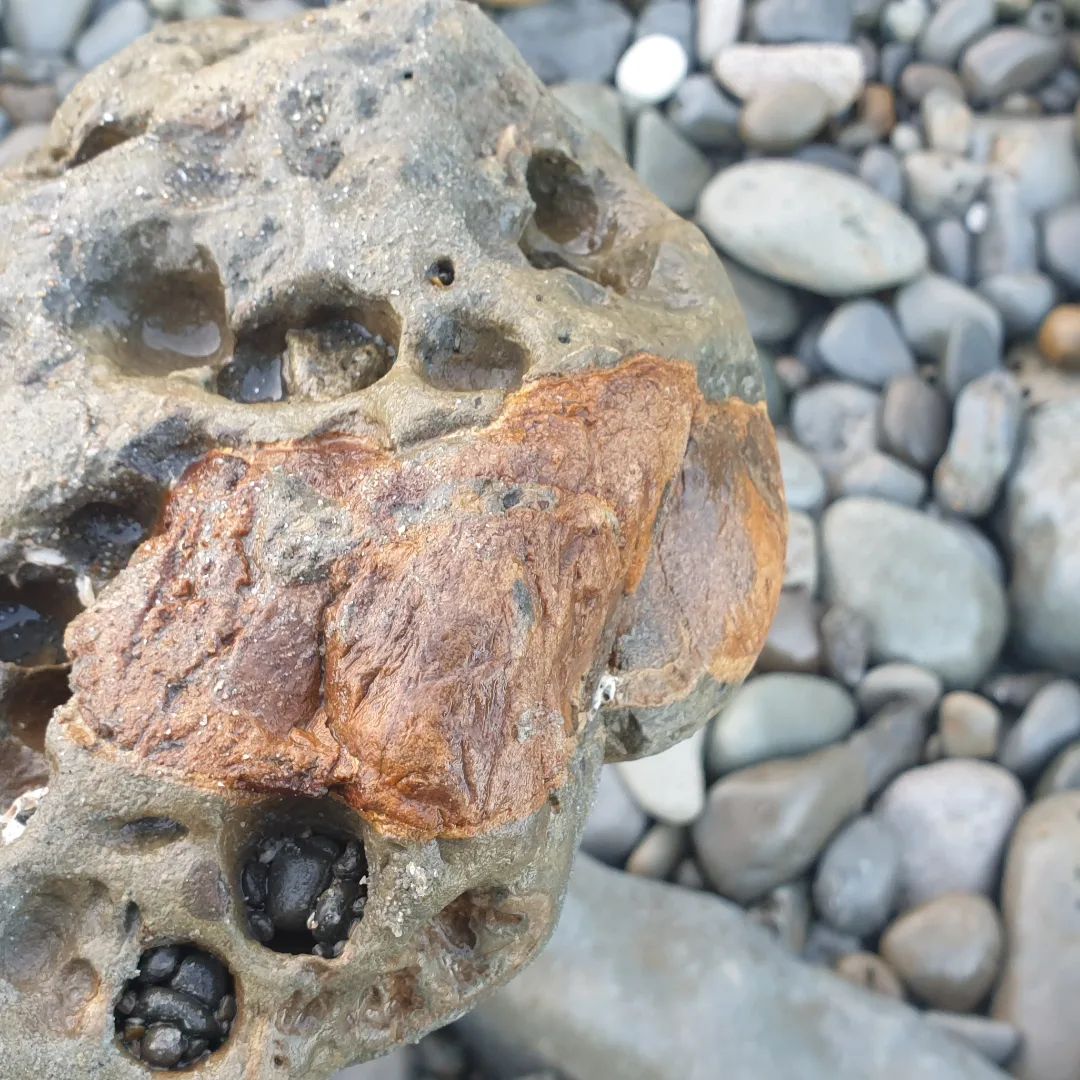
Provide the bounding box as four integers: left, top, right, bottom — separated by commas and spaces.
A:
0, 1, 784, 1076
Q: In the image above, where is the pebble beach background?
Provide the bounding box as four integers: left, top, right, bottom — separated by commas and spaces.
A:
3, 0, 1080, 1076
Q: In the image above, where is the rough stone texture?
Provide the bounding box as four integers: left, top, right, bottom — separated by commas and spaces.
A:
462, 856, 1005, 1080
993, 793, 1080, 1080
1004, 399, 1080, 672
0, 3, 785, 1077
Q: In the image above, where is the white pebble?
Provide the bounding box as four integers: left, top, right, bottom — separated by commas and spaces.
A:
615, 34, 689, 109
882, 0, 930, 42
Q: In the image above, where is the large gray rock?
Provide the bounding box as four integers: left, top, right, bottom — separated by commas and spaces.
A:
462, 857, 1006, 1080
822, 498, 1008, 687
698, 160, 928, 296
1004, 399, 1080, 672
993, 793, 1080, 1080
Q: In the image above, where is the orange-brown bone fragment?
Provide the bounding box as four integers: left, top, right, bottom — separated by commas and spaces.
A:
64, 355, 784, 839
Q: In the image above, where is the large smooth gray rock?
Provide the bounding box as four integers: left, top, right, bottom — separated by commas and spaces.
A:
1004, 399, 1080, 672
993, 793, 1080, 1080
462, 857, 1006, 1080
822, 498, 1008, 687
698, 160, 928, 296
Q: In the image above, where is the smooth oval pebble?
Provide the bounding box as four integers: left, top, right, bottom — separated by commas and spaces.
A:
1038, 304, 1080, 369
961, 27, 1064, 102
140, 1024, 186, 1068
698, 160, 927, 296
615, 33, 689, 107
170, 953, 228, 1008
817, 299, 915, 386
708, 673, 857, 773
616, 729, 705, 825
266, 838, 334, 933
136, 986, 220, 1039
813, 815, 901, 937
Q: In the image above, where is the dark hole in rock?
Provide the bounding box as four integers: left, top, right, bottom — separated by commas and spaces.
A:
115, 817, 189, 848
241, 827, 367, 957
524, 149, 607, 254
70, 120, 142, 168
421, 314, 527, 392
0, 574, 80, 667
220, 299, 399, 404
91, 251, 232, 378
61, 502, 148, 582
426, 257, 455, 287
123, 901, 141, 935
115, 944, 235, 1070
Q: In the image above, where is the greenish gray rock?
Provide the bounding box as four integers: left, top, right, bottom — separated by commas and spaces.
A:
707, 674, 857, 773
875, 760, 1024, 908
698, 160, 928, 296
633, 108, 711, 214
822, 498, 1008, 687
992, 793, 1080, 1080
693, 744, 867, 904
463, 857, 1006, 1080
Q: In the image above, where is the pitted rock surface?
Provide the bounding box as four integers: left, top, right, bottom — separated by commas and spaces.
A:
0, 1, 783, 1077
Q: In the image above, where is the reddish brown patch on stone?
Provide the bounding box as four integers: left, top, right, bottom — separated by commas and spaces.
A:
64, 355, 784, 839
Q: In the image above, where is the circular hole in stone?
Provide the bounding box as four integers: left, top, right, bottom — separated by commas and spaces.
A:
115, 944, 235, 1070
524, 149, 606, 254
426, 257, 455, 288
241, 827, 367, 957
420, 313, 527, 392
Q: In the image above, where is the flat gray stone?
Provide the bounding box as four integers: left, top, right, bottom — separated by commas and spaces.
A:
875, 759, 1024, 908
1035, 741, 1080, 798
699, 160, 927, 296
498, 0, 634, 84
849, 700, 928, 795
791, 381, 882, 483
1004, 398, 1080, 672
696, 0, 743, 64
858, 144, 905, 203
975, 176, 1037, 280
841, 451, 928, 507
813, 814, 901, 937
750, 0, 855, 42
721, 258, 802, 346
3, 0, 93, 54
922, 88, 974, 155
463, 857, 1006, 1080
73, 0, 150, 71
903, 151, 987, 221
928, 218, 973, 283
961, 28, 1064, 102
894, 273, 1003, 362
817, 300, 916, 387
758, 588, 822, 674
778, 438, 827, 513
625, 823, 687, 879
666, 73, 742, 149
821, 603, 872, 686
934, 371, 1023, 518
924, 1013, 1019, 1068
992, 793, 1080, 1080
977, 272, 1057, 339
633, 108, 711, 214
822, 498, 1007, 687
708, 673, 857, 773
858, 662, 944, 718
616, 729, 705, 825
917, 0, 995, 66
941, 317, 1003, 398
998, 679, 1080, 782
785, 510, 820, 594
581, 767, 647, 865
636, 0, 693, 52
693, 744, 867, 903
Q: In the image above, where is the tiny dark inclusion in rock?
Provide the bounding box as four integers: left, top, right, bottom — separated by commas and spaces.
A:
242, 830, 367, 957
115, 944, 235, 1069
0, 603, 62, 666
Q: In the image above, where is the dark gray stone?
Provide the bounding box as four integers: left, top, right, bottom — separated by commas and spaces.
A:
1041, 200, 1080, 291
821, 603, 872, 686
928, 218, 972, 283
666, 72, 742, 149
858, 145, 905, 203
758, 588, 822, 674
849, 700, 929, 795
636, 0, 694, 52
633, 108, 711, 214
720, 257, 802, 346
894, 273, 1003, 362
880, 374, 950, 471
